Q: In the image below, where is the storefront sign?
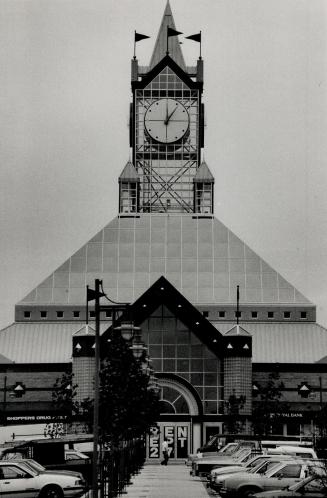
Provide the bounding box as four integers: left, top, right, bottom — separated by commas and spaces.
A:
270, 412, 304, 419
148, 426, 160, 459
4, 414, 68, 424
164, 426, 175, 458
176, 426, 188, 458
148, 424, 189, 459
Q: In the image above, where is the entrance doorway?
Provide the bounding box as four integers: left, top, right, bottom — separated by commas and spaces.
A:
147, 422, 190, 461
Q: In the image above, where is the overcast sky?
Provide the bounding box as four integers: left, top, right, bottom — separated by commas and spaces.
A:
0, 0, 326, 330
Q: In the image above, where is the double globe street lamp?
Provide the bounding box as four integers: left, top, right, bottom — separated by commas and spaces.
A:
87, 279, 153, 498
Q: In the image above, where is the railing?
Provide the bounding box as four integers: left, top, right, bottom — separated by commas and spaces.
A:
98, 437, 146, 498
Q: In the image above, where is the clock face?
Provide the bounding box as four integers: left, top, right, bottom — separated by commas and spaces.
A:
144, 98, 189, 144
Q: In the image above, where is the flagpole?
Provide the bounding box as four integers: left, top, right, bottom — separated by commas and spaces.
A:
236, 285, 240, 325
133, 30, 136, 59
86, 285, 89, 326
200, 30, 202, 59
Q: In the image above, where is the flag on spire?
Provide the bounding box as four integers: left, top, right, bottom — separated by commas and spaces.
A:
135, 32, 150, 42
186, 31, 202, 58
185, 32, 201, 43
167, 27, 183, 55
167, 27, 183, 38
134, 31, 150, 59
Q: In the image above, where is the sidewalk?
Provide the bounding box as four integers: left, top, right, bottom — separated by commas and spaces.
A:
120, 463, 210, 498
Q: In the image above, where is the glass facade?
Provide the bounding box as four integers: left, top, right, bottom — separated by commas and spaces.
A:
119, 182, 138, 213
195, 182, 213, 213
141, 304, 223, 415
159, 386, 190, 414
134, 67, 200, 213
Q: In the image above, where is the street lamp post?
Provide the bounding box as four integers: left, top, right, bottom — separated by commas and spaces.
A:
87, 279, 147, 498
92, 279, 101, 498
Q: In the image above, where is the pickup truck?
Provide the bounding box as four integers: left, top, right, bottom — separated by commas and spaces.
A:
219, 460, 325, 498
0, 436, 92, 484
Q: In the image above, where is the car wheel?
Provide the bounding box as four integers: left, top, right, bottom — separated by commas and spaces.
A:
240, 486, 261, 498
39, 485, 64, 498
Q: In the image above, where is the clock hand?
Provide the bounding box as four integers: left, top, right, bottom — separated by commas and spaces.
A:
165, 99, 169, 125
165, 105, 178, 125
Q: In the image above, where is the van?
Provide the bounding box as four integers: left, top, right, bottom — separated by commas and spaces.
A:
267, 445, 318, 459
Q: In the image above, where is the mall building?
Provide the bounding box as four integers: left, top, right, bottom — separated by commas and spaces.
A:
1, 2, 327, 460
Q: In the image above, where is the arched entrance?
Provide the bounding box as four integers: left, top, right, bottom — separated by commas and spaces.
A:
146, 375, 201, 461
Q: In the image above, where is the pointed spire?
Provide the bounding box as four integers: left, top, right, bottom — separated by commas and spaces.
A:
149, 1, 186, 71
119, 161, 140, 182
193, 161, 215, 183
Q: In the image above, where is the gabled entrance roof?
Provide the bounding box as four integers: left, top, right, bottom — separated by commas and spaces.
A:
101, 276, 224, 355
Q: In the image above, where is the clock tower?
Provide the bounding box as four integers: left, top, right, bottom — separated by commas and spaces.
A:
120, 2, 213, 214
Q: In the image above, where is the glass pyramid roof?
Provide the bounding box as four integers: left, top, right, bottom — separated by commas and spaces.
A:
18, 213, 311, 307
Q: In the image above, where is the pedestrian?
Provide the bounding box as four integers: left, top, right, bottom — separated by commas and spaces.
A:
161, 438, 169, 465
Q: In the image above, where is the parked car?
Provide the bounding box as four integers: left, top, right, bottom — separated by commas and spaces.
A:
208, 455, 296, 493
8, 458, 85, 479
206, 454, 274, 486
267, 446, 318, 459
186, 439, 261, 466
186, 441, 240, 466
199, 438, 239, 454
192, 446, 261, 477
1, 448, 89, 463
0, 460, 86, 497
219, 460, 326, 498
253, 475, 327, 498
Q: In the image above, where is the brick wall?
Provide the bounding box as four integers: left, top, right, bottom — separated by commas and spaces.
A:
72, 357, 95, 403
224, 356, 252, 415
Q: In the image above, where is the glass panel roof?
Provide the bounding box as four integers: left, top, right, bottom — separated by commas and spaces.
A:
19, 213, 311, 307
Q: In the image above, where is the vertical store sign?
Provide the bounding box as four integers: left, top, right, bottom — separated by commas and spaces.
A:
148, 426, 160, 459
176, 425, 188, 458
164, 426, 175, 458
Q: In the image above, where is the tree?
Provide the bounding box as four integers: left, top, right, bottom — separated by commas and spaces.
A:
224, 392, 246, 434
45, 371, 93, 438
99, 330, 160, 445
252, 372, 285, 437
48, 332, 160, 444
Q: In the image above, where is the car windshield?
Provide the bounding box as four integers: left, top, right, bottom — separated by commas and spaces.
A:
207, 436, 218, 447
20, 460, 45, 473
246, 457, 266, 469
234, 448, 250, 461
248, 461, 268, 474
289, 477, 324, 492
264, 462, 286, 476
15, 461, 40, 476
249, 460, 280, 475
